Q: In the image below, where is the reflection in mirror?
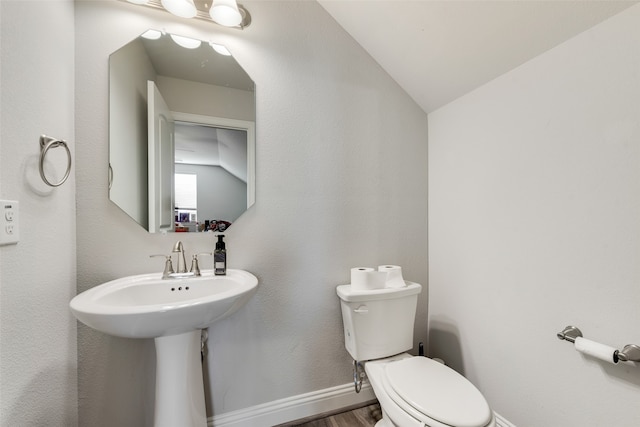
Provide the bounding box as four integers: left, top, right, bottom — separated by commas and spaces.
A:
109, 30, 255, 233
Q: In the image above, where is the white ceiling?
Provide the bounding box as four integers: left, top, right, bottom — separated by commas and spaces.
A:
318, 0, 638, 113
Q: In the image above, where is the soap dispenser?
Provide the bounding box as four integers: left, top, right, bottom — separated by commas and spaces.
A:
214, 234, 227, 275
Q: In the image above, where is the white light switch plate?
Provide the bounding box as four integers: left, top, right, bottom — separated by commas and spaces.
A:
0, 200, 19, 245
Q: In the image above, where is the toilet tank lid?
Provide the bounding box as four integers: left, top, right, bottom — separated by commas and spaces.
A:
336, 282, 421, 302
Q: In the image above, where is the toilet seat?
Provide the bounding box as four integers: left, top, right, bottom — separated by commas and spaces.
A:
382, 357, 492, 427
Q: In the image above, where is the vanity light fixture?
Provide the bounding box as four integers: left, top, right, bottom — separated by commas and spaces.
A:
209, 0, 242, 27
161, 0, 197, 18
123, 0, 251, 29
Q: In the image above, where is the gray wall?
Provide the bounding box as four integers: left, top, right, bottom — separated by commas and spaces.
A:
75, 1, 428, 425
0, 1, 77, 425
175, 163, 247, 223
428, 4, 640, 426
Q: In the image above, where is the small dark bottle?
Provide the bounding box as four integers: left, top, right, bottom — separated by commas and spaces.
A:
214, 234, 227, 275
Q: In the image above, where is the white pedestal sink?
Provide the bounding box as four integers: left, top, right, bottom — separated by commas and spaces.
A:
70, 269, 258, 427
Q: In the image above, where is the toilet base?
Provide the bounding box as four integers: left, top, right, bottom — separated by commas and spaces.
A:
375, 417, 395, 427
374, 407, 397, 427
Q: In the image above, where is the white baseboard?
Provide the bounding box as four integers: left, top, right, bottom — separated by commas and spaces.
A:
209, 382, 516, 427
209, 382, 376, 427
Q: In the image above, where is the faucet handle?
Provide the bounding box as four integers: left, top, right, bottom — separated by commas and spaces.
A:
190, 252, 212, 276
150, 254, 174, 279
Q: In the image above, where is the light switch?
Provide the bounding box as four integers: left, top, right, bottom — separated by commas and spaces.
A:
0, 200, 19, 246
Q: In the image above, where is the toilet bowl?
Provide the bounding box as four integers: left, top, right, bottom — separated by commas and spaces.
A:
337, 282, 494, 427
365, 354, 494, 427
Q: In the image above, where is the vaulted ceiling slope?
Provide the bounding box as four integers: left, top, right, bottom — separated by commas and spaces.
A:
318, 0, 638, 113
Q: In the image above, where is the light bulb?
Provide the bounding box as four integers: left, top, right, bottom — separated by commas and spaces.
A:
141, 29, 163, 40
210, 43, 231, 56
161, 0, 197, 19
170, 34, 202, 49
209, 0, 242, 27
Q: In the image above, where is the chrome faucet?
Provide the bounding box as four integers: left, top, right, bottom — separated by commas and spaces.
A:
173, 241, 188, 274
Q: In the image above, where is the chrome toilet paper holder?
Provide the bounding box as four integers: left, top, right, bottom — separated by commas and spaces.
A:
556, 325, 583, 343
557, 325, 640, 363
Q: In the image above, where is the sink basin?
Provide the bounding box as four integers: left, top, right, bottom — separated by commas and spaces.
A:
70, 268, 258, 427
70, 269, 258, 338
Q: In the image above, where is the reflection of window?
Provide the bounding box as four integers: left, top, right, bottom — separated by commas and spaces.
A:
175, 173, 197, 210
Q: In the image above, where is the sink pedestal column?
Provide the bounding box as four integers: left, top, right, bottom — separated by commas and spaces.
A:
154, 330, 207, 427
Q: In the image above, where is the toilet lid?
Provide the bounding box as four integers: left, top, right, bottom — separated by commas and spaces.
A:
384, 357, 492, 427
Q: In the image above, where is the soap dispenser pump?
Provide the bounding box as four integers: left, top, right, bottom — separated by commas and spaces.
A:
214, 234, 227, 275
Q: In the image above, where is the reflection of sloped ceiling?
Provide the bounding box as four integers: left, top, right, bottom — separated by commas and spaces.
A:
319, 1, 637, 113
174, 122, 248, 183
140, 34, 254, 91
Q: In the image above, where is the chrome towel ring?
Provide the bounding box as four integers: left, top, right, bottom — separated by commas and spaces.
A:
39, 135, 71, 187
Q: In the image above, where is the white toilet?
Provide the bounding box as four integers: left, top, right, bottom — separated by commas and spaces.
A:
337, 282, 495, 427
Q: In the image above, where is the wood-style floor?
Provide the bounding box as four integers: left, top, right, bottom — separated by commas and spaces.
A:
275, 402, 382, 427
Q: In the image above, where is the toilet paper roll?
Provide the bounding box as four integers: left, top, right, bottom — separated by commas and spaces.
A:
574, 337, 619, 364
351, 267, 387, 291
378, 265, 406, 288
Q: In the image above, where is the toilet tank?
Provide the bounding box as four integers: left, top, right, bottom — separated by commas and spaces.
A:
336, 282, 422, 361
